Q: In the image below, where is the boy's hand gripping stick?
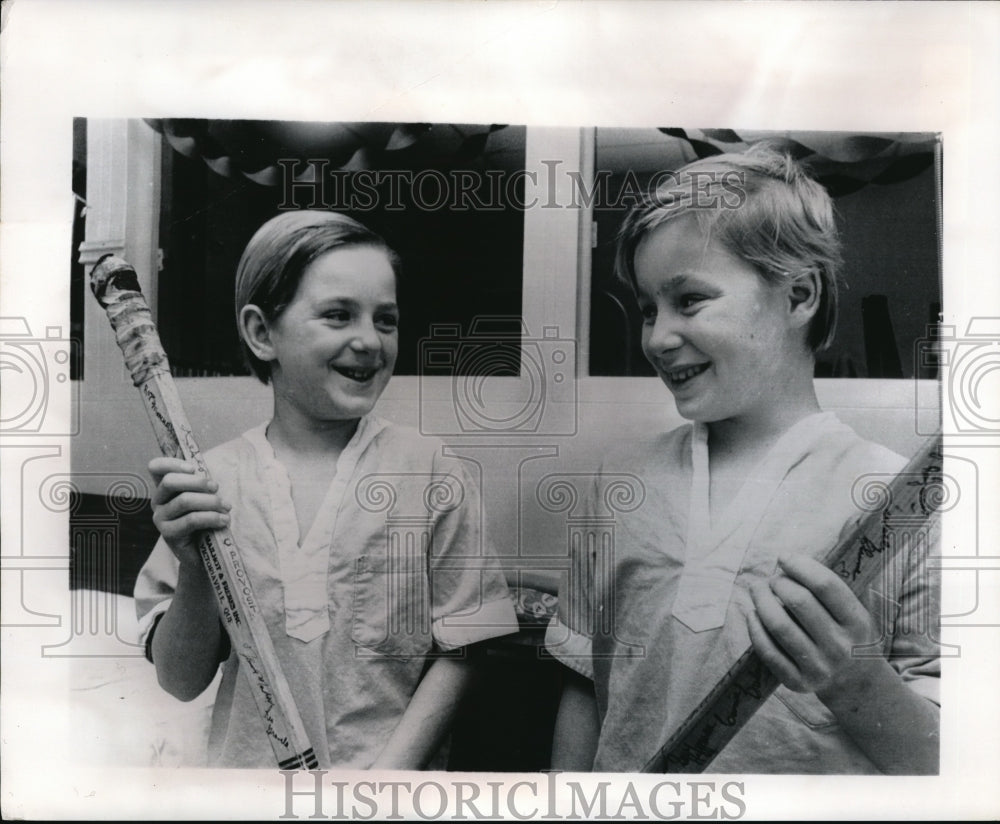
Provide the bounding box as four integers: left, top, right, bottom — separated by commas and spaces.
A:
643, 432, 943, 773
90, 254, 318, 770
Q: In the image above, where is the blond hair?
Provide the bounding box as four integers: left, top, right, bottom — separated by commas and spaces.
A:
615, 144, 842, 351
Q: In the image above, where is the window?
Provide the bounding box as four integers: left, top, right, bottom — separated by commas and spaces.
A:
153, 119, 527, 377
586, 128, 942, 378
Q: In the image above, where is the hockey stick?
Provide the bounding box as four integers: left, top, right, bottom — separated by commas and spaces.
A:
90, 254, 318, 770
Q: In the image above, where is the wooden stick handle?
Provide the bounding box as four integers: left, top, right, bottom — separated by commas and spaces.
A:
90, 254, 318, 770
642, 432, 943, 773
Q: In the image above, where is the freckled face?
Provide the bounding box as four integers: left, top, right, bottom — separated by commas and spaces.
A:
265, 245, 398, 424
634, 215, 800, 426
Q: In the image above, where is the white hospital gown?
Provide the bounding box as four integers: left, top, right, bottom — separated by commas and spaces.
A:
545, 412, 940, 773
135, 415, 519, 768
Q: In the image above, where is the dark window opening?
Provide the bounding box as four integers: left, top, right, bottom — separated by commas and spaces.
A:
588, 128, 942, 378
153, 120, 527, 378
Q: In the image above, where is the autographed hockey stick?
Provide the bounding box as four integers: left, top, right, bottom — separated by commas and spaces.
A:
90, 254, 318, 770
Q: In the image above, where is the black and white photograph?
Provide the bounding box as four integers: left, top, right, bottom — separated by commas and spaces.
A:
1, 1, 998, 820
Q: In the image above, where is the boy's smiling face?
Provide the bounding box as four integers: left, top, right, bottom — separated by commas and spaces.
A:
634, 214, 806, 426
265, 245, 398, 424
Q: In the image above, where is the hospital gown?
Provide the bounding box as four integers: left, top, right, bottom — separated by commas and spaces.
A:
545, 412, 940, 773
136, 415, 519, 768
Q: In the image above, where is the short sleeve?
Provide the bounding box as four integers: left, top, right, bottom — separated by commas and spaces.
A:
134, 535, 180, 649
543, 475, 599, 680
886, 527, 942, 707
832, 441, 941, 708
426, 455, 519, 651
